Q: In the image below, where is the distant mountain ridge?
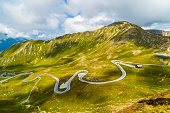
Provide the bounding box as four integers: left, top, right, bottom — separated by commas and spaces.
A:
0, 33, 27, 51
146, 29, 170, 36
0, 33, 8, 39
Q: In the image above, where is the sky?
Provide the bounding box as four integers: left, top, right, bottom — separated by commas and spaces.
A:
0, 0, 170, 40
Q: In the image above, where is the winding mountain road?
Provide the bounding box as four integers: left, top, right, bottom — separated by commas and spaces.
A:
0, 60, 169, 103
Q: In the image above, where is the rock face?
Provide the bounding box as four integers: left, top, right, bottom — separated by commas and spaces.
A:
163, 31, 170, 36
146, 29, 170, 36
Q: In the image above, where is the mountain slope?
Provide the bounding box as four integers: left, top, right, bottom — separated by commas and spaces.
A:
0, 21, 169, 67
0, 21, 169, 112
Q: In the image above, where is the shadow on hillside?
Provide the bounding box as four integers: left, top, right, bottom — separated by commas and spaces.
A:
45, 41, 79, 58
0, 64, 57, 74
0, 65, 36, 73
103, 69, 121, 77
0, 82, 56, 113
137, 66, 170, 88
138, 98, 170, 106
0, 100, 16, 113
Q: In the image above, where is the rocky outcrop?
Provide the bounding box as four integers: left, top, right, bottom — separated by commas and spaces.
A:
146, 29, 170, 36
162, 31, 170, 36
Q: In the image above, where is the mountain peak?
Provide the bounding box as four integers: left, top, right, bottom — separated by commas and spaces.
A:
107, 21, 131, 26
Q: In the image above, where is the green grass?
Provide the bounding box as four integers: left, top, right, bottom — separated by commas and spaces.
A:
0, 21, 169, 112
0, 44, 169, 112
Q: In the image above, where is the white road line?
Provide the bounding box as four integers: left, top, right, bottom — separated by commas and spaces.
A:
0, 60, 169, 103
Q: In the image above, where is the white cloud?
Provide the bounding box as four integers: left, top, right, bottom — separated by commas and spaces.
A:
143, 23, 170, 31
0, 0, 67, 39
66, 0, 170, 26
0, 0, 170, 39
31, 30, 39, 35
63, 13, 114, 33
37, 33, 57, 40
0, 0, 66, 31
38, 34, 47, 39
0, 23, 29, 38
4, 3, 38, 25
47, 14, 60, 29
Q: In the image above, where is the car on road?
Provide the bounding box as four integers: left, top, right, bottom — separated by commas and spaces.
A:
135, 65, 143, 69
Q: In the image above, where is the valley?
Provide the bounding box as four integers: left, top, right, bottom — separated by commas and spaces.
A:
0, 21, 169, 112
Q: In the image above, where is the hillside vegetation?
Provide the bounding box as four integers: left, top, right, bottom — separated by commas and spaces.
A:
0, 21, 169, 112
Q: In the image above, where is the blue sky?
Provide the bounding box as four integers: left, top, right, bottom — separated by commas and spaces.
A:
65, 0, 68, 4
0, 0, 170, 40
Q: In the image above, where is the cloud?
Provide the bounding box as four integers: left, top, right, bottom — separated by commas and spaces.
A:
0, 23, 29, 38
0, 0, 66, 31
0, 0, 67, 39
0, 0, 170, 39
38, 34, 47, 39
37, 33, 57, 40
31, 30, 39, 35
63, 13, 114, 33
66, 0, 170, 26
143, 23, 170, 31
47, 14, 60, 30
0, 23, 55, 39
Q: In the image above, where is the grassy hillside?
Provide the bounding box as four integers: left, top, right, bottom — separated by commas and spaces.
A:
0, 21, 169, 112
